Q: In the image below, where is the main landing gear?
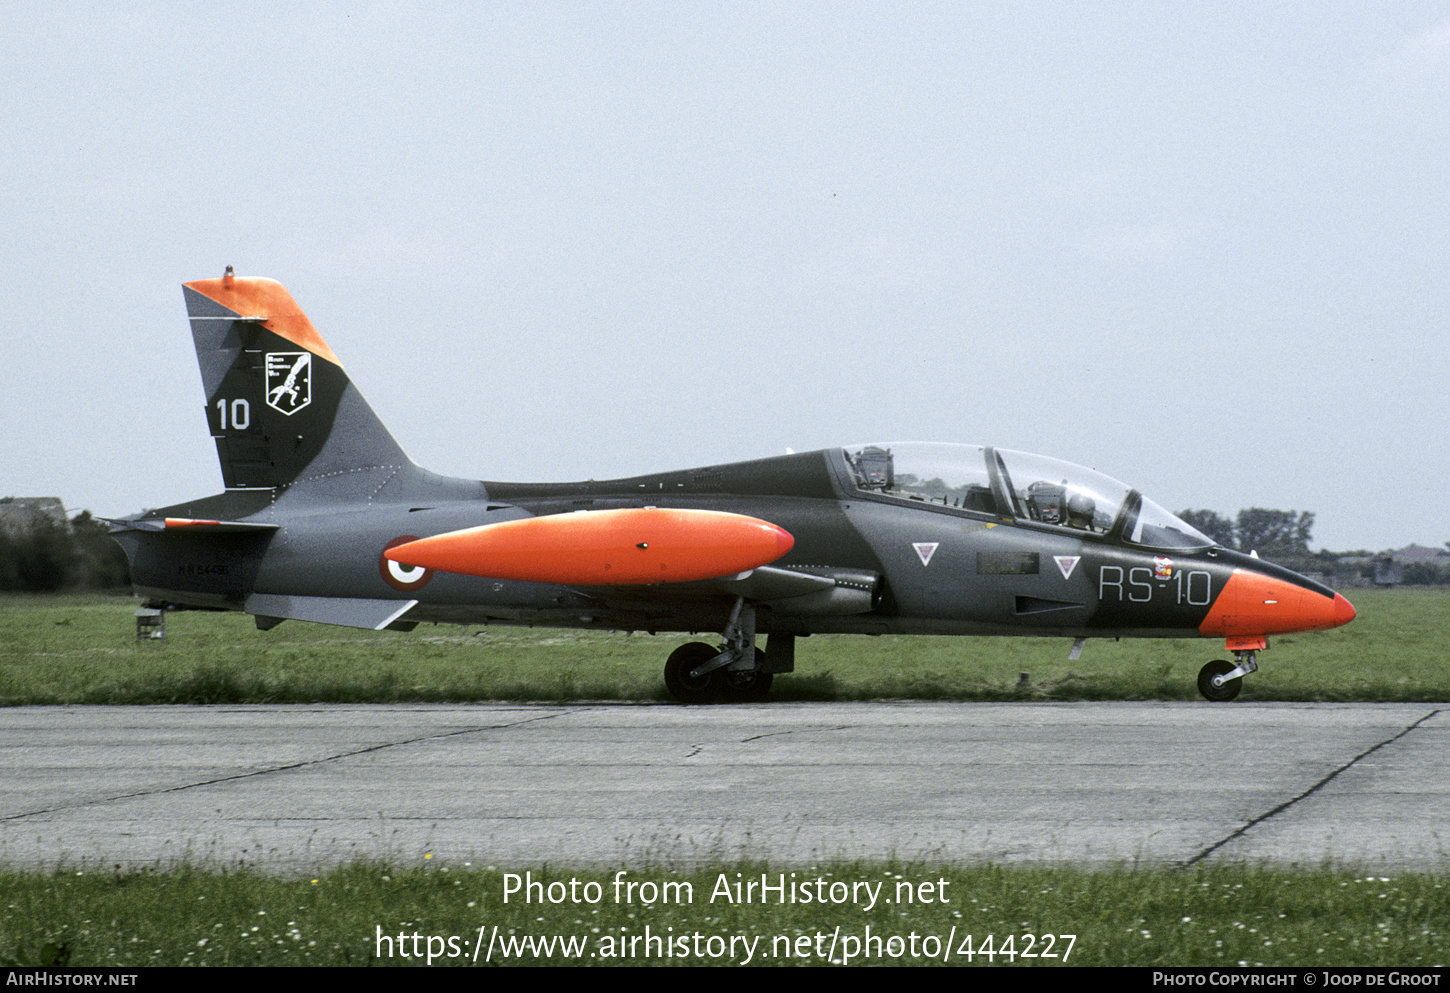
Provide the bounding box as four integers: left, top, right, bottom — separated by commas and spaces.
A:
661, 598, 789, 704
1197, 649, 1259, 702
664, 642, 773, 703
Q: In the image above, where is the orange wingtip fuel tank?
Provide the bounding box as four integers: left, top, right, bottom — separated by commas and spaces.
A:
384, 507, 795, 585
1198, 568, 1356, 638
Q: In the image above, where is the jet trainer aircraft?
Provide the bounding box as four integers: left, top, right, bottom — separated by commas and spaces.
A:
111, 270, 1356, 703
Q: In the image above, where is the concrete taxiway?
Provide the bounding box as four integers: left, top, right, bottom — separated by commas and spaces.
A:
1, 702, 1445, 872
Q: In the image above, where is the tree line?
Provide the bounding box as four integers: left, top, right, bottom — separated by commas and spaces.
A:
1176, 508, 1317, 561
1178, 507, 1450, 584
0, 512, 130, 592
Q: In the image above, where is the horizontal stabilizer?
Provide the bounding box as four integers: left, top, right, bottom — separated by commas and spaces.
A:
111, 517, 281, 534
245, 593, 417, 630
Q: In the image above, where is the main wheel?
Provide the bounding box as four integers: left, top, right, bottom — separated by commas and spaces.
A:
1197, 660, 1242, 702
664, 642, 723, 704
719, 661, 774, 703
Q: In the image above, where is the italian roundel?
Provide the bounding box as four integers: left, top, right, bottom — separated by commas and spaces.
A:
380, 536, 433, 591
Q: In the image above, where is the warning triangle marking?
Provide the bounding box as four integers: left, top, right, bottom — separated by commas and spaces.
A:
1054, 555, 1080, 580
913, 542, 939, 567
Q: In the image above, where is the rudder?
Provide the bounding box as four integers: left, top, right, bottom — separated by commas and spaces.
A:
183, 269, 412, 493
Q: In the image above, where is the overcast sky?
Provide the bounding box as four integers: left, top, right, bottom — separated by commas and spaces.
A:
3, 2, 1446, 553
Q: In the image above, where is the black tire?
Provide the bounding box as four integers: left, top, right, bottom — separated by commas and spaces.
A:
719, 664, 774, 703
1198, 660, 1242, 702
664, 642, 722, 704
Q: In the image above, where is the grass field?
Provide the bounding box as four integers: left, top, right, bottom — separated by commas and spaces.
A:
0, 588, 1444, 705
3, 862, 1446, 967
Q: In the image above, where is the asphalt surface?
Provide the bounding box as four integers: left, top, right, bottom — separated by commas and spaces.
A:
1, 702, 1445, 872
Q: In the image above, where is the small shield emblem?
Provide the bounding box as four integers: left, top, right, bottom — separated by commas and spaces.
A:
265, 352, 312, 415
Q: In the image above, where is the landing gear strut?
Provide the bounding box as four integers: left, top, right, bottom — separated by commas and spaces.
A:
1197, 649, 1259, 702
661, 598, 786, 703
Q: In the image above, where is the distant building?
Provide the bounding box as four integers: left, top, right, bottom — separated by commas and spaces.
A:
1373, 558, 1403, 586
1364, 544, 1450, 586
0, 497, 67, 536
1391, 544, 1450, 564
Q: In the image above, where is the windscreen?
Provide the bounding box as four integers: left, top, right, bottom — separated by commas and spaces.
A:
842, 443, 1214, 550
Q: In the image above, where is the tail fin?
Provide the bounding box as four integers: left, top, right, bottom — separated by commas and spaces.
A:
183, 270, 413, 493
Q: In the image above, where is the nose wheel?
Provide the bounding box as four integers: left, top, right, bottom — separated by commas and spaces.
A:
1197, 660, 1242, 702
1197, 650, 1258, 702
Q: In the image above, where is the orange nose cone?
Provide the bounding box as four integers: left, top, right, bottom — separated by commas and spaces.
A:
1332, 592, 1356, 627
1199, 569, 1357, 638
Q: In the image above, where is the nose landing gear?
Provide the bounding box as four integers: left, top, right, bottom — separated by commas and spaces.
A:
1197, 649, 1259, 702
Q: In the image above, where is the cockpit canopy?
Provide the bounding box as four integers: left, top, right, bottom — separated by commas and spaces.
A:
842, 442, 1214, 551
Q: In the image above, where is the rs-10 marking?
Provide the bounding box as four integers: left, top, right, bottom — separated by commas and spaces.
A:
1099, 566, 1213, 606
1175, 569, 1212, 606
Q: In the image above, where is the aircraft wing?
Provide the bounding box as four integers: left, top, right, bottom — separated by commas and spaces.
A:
569, 564, 882, 618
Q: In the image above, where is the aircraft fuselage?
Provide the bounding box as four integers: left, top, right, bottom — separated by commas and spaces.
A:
111, 273, 1355, 703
